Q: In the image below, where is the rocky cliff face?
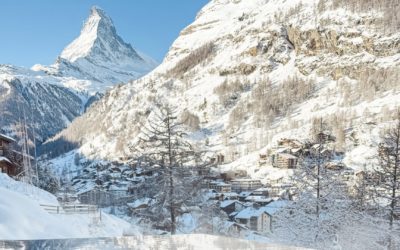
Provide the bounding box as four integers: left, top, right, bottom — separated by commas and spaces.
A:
0, 65, 86, 142
50, 0, 400, 176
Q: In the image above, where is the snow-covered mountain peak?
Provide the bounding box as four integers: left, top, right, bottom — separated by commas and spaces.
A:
60, 6, 137, 65
59, 6, 120, 63
33, 6, 158, 93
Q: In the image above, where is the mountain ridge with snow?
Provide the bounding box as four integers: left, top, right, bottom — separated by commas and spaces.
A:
49, 0, 400, 177
33, 6, 158, 94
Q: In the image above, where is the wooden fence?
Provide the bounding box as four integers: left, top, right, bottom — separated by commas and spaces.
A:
40, 204, 101, 220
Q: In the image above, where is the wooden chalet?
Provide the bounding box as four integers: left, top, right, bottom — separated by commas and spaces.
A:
211, 153, 225, 165
220, 170, 247, 182
230, 179, 262, 193
271, 153, 298, 169
259, 153, 268, 166
220, 200, 246, 217
0, 157, 18, 176
208, 181, 232, 193
234, 200, 288, 234
278, 138, 303, 149
0, 133, 21, 177
234, 206, 271, 233
325, 161, 345, 171
317, 132, 336, 143
197, 166, 210, 176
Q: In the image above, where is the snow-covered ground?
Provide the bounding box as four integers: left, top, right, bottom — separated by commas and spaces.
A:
0, 234, 311, 250
0, 173, 132, 240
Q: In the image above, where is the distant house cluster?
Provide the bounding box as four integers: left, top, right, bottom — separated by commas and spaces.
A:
201, 170, 290, 235
260, 135, 343, 169
71, 163, 153, 206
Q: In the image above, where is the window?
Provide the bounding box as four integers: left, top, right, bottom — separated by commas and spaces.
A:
239, 219, 247, 225
250, 217, 258, 231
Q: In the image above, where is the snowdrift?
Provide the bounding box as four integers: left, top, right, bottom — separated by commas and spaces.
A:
0, 174, 130, 240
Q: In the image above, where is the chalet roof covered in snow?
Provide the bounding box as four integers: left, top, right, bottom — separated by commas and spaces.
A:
220, 200, 241, 208
244, 196, 272, 203
127, 197, 154, 209
254, 187, 269, 192
0, 133, 16, 143
277, 153, 298, 159
239, 191, 253, 197
263, 200, 289, 216
291, 148, 302, 153
0, 157, 12, 164
235, 207, 267, 220
222, 221, 248, 231
221, 192, 238, 197
108, 184, 128, 191
75, 183, 97, 195
235, 200, 289, 219
276, 147, 290, 153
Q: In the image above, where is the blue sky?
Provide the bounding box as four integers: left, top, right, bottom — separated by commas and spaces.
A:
0, 0, 209, 67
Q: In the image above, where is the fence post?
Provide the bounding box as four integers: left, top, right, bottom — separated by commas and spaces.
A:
57, 206, 59, 214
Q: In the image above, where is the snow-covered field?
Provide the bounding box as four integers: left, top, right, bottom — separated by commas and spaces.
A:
0, 174, 131, 240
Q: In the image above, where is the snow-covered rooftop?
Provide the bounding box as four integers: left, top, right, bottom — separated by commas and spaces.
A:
245, 196, 272, 203
127, 197, 153, 209
235, 200, 289, 219
263, 200, 289, 216
0, 157, 12, 163
235, 207, 266, 220
0, 133, 16, 143
220, 200, 237, 208
277, 153, 298, 159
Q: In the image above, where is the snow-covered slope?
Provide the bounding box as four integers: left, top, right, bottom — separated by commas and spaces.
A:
0, 65, 89, 143
0, 173, 131, 240
50, 0, 399, 177
33, 6, 158, 94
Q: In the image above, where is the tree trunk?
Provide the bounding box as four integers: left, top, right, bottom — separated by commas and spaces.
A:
166, 114, 176, 235
389, 120, 399, 229
169, 167, 176, 234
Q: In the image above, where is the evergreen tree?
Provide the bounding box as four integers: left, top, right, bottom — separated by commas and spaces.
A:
130, 102, 204, 234
374, 112, 400, 249
276, 120, 352, 247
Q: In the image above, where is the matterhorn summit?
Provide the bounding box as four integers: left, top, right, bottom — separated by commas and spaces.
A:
33, 6, 157, 93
